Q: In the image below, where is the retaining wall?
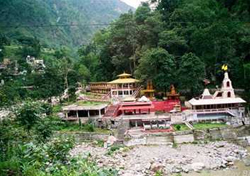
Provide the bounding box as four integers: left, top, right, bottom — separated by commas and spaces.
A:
124, 126, 250, 146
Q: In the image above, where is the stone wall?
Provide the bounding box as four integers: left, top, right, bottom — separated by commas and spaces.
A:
55, 132, 110, 143
124, 126, 250, 146
54, 126, 250, 146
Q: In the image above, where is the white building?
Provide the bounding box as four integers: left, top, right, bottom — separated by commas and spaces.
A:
108, 73, 141, 100
185, 72, 246, 121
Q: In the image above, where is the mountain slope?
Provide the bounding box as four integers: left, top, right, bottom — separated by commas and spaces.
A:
0, 0, 133, 48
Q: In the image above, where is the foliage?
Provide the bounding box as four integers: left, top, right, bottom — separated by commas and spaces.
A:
173, 124, 190, 131
107, 145, 124, 156
79, 0, 250, 98
155, 170, 164, 176
15, 101, 43, 132
0, 114, 117, 176
176, 124, 181, 131
0, 0, 132, 49
135, 48, 176, 91
178, 53, 205, 96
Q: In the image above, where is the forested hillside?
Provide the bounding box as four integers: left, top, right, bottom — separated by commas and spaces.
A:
79, 0, 250, 97
0, 0, 132, 48
0, 0, 250, 106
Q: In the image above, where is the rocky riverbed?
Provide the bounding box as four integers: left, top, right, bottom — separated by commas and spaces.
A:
70, 141, 249, 176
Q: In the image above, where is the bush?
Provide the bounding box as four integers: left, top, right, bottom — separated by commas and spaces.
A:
85, 123, 95, 132
176, 124, 181, 131
15, 101, 43, 132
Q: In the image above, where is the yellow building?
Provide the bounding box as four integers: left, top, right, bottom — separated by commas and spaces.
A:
108, 72, 140, 99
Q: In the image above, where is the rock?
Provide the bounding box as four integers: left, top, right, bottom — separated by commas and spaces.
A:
122, 153, 127, 157
171, 166, 182, 173
182, 166, 190, 173
191, 162, 205, 172
150, 162, 164, 172
215, 143, 225, 148
243, 157, 250, 166
226, 156, 236, 162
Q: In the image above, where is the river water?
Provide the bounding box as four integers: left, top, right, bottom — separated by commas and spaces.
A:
182, 147, 250, 176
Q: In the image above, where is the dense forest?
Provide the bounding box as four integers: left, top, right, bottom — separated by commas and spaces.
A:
0, 0, 132, 106
0, 0, 250, 106
0, 0, 132, 49
79, 0, 250, 97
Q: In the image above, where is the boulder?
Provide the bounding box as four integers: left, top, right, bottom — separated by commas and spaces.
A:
191, 163, 205, 172
150, 162, 164, 172
243, 157, 250, 166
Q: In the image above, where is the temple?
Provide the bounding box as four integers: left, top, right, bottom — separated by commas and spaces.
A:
140, 80, 155, 100
108, 72, 141, 100
89, 82, 110, 94
167, 85, 180, 100
186, 71, 246, 121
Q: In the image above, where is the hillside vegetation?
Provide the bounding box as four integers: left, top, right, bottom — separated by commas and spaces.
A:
0, 0, 132, 48
79, 0, 250, 98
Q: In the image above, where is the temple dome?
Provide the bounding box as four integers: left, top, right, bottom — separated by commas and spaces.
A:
201, 88, 213, 99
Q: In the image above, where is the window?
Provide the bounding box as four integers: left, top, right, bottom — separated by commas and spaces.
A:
227, 81, 230, 87
228, 92, 231, 97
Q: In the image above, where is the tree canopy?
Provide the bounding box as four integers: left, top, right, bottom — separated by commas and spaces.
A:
78, 0, 250, 97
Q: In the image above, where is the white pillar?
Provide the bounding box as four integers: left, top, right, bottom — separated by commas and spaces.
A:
88, 110, 90, 117
76, 111, 79, 119
99, 109, 101, 117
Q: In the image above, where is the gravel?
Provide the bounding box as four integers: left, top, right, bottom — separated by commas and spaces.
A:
70, 141, 248, 175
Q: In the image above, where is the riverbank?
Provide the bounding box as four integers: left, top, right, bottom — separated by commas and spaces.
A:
70, 141, 248, 176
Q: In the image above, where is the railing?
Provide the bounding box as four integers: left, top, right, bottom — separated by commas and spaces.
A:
132, 86, 143, 97
101, 91, 111, 100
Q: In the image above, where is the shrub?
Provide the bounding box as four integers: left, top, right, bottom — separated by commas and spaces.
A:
34, 119, 53, 142
176, 124, 181, 131
15, 101, 43, 133
85, 123, 95, 132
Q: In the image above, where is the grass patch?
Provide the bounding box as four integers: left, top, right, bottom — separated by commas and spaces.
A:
193, 122, 227, 130
173, 124, 190, 131
106, 144, 124, 156
57, 123, 111, 134
75, 101, 105, 106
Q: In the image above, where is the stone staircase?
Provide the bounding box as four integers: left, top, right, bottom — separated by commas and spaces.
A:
185, 121, 194, 130
116, 118, 130, 142
104, 104, 120, 117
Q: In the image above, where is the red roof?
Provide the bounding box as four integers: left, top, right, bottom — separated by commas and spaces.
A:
119, 102, 154, 111
152, 100, 180, 112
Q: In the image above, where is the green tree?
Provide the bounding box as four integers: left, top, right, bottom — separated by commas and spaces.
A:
178, 53, 205, 96
17, 37, 41, 58
16, 101, 43, 133
135, 48, 176, 91
159, 30, 188, 56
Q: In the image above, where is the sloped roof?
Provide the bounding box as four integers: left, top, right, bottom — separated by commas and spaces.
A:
189, 98, 246, 106
201, 88, 213, 99
108, 78, 140, 84
117, 73, 132, 77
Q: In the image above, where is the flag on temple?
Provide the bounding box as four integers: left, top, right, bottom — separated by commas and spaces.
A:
222, 64, 228, 71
